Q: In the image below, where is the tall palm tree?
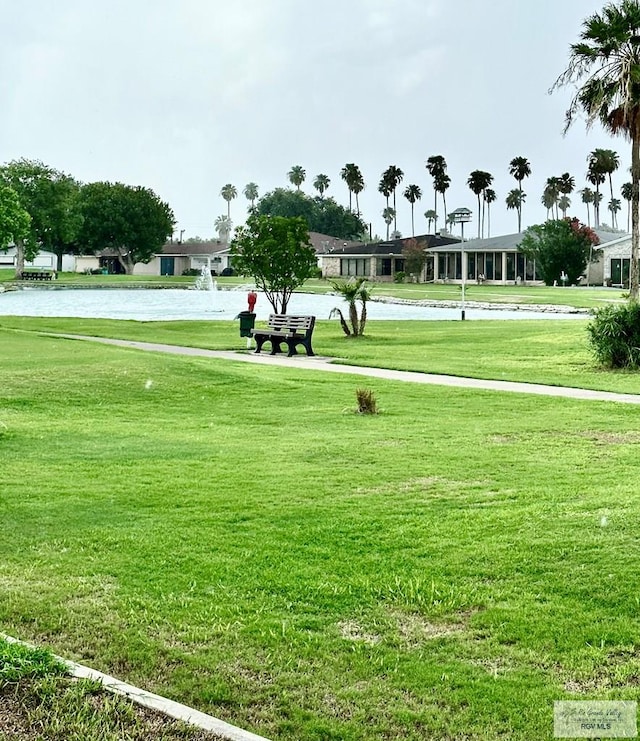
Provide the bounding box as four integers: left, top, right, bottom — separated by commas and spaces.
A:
220, 184, 237, 219
558, 195, 572, 218
609, 197, 622, 226
313, 174, 331, 198
554, 0, 640, 299
508, 156, 531, 231
403, 184, 422, 236
242, 182, 259, 209
580, 187, 595, 226
378, 176, 393, 210
382, 206, 395, 240
559, 172, 575, 199
424, 209, 437, 234
593, 149, 620, 227
506, 189, 526, 231
543, 177, 561, 220
426, 155, 447, 233
483, 188, 497, 238
467, 170, 493, 238
382, 165, 404, 233
541, 190, 556, 220
351, 170, 365, 216
287, 165, 306, 190
214, 214, 233, 242
341, 164, 362, 212
622, 181, 633, 231
435, 173, 450, 231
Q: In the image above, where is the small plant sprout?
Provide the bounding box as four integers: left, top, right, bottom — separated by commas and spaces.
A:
356, 388, 379, 414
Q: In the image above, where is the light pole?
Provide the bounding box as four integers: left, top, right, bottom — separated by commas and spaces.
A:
450, 208, 473, 320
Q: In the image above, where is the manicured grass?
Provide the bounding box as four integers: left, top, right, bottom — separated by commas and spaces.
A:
3, 315, 640, 395
2, 330, 640, 739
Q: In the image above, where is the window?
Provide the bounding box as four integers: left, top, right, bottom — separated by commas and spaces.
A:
341, 258, 370, 276
506, 253, 516, 281
494, 252, 502, 280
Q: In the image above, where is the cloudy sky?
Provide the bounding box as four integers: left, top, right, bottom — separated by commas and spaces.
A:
1, 0, 630, 242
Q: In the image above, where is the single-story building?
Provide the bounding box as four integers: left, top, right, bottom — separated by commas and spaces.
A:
128, 240, 232, 276
320, 234, 461, 281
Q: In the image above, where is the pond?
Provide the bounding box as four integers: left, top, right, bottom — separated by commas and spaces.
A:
0, 287, 587, 322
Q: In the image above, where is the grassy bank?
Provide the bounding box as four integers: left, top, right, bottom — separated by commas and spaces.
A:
2, 330, 640, 740
2, 315, 639, 395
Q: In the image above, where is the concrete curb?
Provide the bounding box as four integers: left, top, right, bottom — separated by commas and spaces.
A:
1, 633, 271, 741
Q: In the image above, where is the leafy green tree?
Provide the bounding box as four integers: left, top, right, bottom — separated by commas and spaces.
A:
0, 184, 31, 264
220, 184, 237, 219
231, 214, 315, 313
403, 184, 422, 236
0, 159, 82, 275
554, 1, 640, 298
508, 156, 531, 231
256, 188, 366, 239
402, 237, 427, 280
78, 182, 175, 274
506, 189, 526, 232
243, 182, 259, 209
287, 165, 306, 191
313, 174, 330, 198
519, 218, 600, 285
329, 277, 371, 336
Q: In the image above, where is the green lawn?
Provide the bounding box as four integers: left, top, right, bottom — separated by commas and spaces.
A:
2, 329, 640, 740
3, 315, 640, 395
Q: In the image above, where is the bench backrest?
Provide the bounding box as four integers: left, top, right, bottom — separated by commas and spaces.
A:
267, 314, 315, 334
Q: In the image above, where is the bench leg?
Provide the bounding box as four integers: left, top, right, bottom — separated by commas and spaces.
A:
253, 335, 267, 354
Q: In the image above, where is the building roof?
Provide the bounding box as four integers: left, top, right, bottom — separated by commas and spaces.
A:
322, 233, 460, 257
428, 228, 630, 253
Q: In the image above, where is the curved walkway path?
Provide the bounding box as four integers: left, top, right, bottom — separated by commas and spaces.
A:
52, 333, 640, 405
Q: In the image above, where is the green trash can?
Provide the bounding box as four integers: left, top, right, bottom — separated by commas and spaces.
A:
237, 311, 256, 337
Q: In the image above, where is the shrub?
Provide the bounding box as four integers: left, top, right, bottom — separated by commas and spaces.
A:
587, 303, 640, 368
356, 388, 379, 414
394, 271, 406, 283
220, 267, 235, 277
181, 268, 201, 276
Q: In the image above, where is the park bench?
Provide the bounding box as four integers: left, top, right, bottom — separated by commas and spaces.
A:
19, 270, 55, 281
251, 314, 316, 357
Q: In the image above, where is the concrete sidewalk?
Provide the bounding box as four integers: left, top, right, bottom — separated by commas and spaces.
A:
53, 334, 640, 406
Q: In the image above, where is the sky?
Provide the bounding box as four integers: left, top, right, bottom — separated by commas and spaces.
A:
0, 0, 632, 242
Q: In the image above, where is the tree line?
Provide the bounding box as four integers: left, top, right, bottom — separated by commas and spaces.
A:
0, 159, 175, 276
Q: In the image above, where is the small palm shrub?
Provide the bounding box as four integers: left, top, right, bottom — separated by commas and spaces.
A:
394, 271, 406, 283
587, 303, 640, 368
356, 388, 378, 414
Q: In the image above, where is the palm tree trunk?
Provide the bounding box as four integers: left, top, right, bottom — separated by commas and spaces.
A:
411, 205, 415, 236
348, 301, 359, 336
488, 205, 491, 238
518, 181, 523, 232
393, 191, 397, 233
630, 125, 640, 301
586, 202, 591, 227
359, 300, 367, 336
355, 192, 360, 216
609, 175, 616, 229
477, 195, 481, 239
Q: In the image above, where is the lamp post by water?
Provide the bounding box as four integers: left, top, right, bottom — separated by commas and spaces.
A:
450, 208, 473, 320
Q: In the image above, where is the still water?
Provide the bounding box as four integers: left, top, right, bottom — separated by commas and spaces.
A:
0, 287, 587, 322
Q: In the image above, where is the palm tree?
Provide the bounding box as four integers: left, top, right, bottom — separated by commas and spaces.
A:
558, 195, 572, 218
424, 209, 438, 234
287, 165, 306, 190
378, 176, 393, 210
435, 173, 451, 230
341, 164, 362, 212
483, 188, 497, 238
541, 190, 556, 220
329, 278, 371, 336
220, 184, 237, 219
508, 156, 531, 230
559, 172, 575, 199
313, 174, 330, 198
467, 170, 493, 238
382, 165, 404, 232
214, 214, 233, 242
592, 149, 620, 227
242, 182, 259, 210
554, 0, 640, 299
622, 181, 633, 231
586, 155, 606, 227
580, 187, 595, 226
382, 206, 395, 240
609, 197, 622, 227
506, 189, 526, 231
446, 213, 457, 234
351, 170, 365, 216
403, 184, 422, 236
543, 177, 561, 220
426, 155, 447, 233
